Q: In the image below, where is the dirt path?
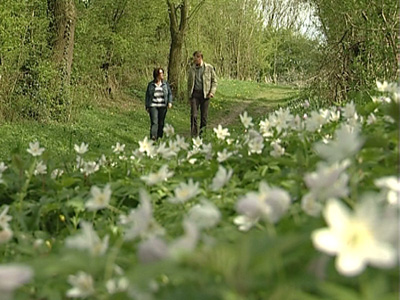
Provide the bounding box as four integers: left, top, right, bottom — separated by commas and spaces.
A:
209, 99, 253, 128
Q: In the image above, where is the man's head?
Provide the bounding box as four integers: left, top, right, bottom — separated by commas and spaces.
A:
193, 51, 203, 66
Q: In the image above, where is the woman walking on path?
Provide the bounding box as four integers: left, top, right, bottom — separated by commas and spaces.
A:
145, 67, 173, 140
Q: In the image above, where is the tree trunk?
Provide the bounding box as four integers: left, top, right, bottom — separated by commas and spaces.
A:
48, 0, 76, 119
166, 0, 188, 98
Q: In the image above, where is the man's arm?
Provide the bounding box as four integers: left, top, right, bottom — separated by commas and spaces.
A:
208, 66, 218, 97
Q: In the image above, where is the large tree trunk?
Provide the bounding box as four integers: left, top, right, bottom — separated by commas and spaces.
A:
48, 0, 76, 119
166, 0, 188, 98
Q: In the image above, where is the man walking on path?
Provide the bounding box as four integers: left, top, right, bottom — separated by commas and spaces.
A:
187, 51, 218, 137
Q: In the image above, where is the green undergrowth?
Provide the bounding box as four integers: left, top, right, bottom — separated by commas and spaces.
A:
0, 80, 299, 160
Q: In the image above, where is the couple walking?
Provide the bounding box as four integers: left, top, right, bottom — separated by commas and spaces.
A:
145, 51, 218, 140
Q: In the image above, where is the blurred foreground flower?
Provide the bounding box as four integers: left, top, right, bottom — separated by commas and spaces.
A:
65, 221, 109, 256
168, 179, 200, 204
66, 271, 95, 298
85, 184, 112, 211
233, 215, 259, 231
374, 176, 400, 206
187, 200, 221, 229
312, 198, 398, 276
141, 165, 174, 186
168, 220, 199, 259
301, 160, 350, 217
0, 205, 12, 229
0, 264, 33, 300
163, 123, 175, 137
210, 165, 233, 191
236, 181, 291, 225
314, 124, 364, 163
0, 162, 8, 173
120, 189, 164, 241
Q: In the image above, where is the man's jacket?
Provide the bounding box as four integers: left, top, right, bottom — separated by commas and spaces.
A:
187, 62, 218, 99
145, 80, 173, 109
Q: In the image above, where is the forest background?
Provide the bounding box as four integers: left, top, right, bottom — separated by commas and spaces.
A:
0, 0, 398, 124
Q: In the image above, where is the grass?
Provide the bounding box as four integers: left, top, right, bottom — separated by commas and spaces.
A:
0, 80, 300, 160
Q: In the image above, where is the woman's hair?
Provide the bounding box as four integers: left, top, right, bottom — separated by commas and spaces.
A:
153, 67, 164, 80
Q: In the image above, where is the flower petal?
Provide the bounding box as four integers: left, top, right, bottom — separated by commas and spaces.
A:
312, 228, 340, 255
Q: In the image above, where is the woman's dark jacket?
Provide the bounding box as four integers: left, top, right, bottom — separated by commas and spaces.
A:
145, 80, 173, 109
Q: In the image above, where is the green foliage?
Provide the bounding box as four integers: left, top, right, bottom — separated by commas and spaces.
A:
0, 80, 398, 300
302, 0, 399, 101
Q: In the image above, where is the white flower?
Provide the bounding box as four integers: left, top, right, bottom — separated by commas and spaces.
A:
0, 162, 7, 173
239, 111, 254, 129
314, 124, 364, 162
301, 193, 324, 217
259, 118, 273, 137
291, 115, 304, 131
112, 142, 125, 154
374, 176, 400, 206
213, 125, 230, 140
85, 184, 112, 211
98, 154, 107, 167
34, 160, 47, 176
270, 141, 285, 158
137, 237, 168, 264
273, 107, 293, 133
51, 168, 64, 179
233, 215, 259, 231
305, 110, 328, 132
106, 277, 129, 294
66, 271, 95, 298
27, 141, 45, 157
201, 143, 213, 160
372, 96, 391, 103
187, 200, 221, 229
192, 136, 203, 149
0, 206, 12, 229
65, 221, 109, 256
138, 137, 156, 157
210, 165, 233, 191
376, 80, 397, 94
0, 264, 33, 293
329, 109, 341, 122
168, 140, 181, 155
80, 161, 99, 176
342, 101, 359, 122
156, 142, 176, 159
303, 160, 350, 200
141, 165, 174, 186
312, 198, 398, 276
169, 179, 200, 204
217, 149, 232, 163
236, 181, 291, 223
248, 138, 264, 155
168, 220, 199, 259
74, 143, 89, 155
120, 190, 164, 241
366, 113, 377, 125
175, 135, 189, 151
163, 124, 175, 137
0, 227, 13, 244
